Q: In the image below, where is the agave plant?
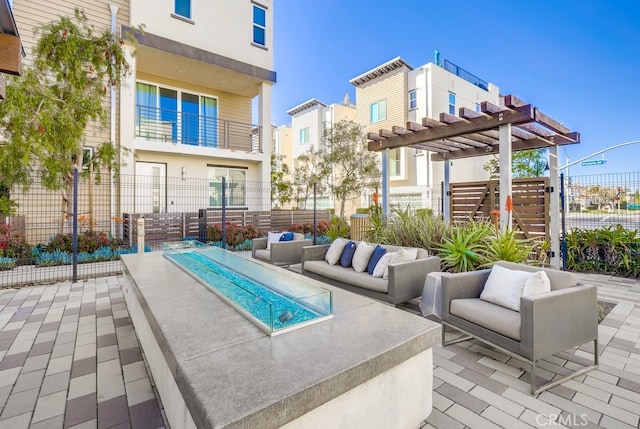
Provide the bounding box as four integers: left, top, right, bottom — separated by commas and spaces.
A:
438, 219, 493, 272
324, 216, 350, 241
482, 230, 534, 266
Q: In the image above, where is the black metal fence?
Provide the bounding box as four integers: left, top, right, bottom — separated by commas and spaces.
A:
564, 171, 640, 232
4, 169, 634, 287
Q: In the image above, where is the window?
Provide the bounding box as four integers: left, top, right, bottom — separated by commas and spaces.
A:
135, 82, 218, 146
448, 92, 456, 115
253, 4, 267, 46
208, 167, 247, 207
370, 99, 387, 123
409, 90, 417, 110
174, 0, 191, 19
475, 103, 480, 112
390, 148, 403, 178
300, 127, 310, 144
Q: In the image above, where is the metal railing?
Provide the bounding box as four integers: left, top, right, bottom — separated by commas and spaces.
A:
135, 105, 262, 152
443, 59, 489, 91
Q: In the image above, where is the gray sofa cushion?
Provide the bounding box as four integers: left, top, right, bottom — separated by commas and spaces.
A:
450, 298, 521, 341
303, 260, 388, 293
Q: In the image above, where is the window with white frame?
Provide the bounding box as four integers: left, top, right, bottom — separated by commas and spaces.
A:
174, 0, 191, 19
409, 90, 417, 110
390, 148, 403, 178
300, 127, 310, 144
448, 92, 456, 115
252, 3, 267, 47
208, 166, 247, 207
370, 99, 387, 123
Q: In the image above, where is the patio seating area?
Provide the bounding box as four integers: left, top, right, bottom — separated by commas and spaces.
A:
0, 269, 638, 428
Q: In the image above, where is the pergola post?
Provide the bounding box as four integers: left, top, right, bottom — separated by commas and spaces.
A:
499, 123, 513, 232
381, 149, 390, 218
548, 145, 560, 268
443, 159, 450, 222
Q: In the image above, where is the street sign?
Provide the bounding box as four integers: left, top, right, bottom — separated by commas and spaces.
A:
581, 160, 607, 166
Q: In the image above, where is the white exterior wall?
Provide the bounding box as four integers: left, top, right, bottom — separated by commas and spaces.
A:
407, 63, 501, 189
290, 105, 323, 159
129, 0, 273, 71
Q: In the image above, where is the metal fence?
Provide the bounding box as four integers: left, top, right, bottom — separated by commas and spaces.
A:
565, 171, 640, 232
5, 169, 634, 287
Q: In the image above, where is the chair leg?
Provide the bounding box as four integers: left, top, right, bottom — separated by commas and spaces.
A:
441, 322, 474, 346
530, 340, 599, 395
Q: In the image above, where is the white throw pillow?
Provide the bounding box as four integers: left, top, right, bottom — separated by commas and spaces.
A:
523, 270, 551, 297
325, 238, 348, 265
479, 264, 533, 312
383, 247, 419, 279
372, 252, 396, 278
267, 231, 282, 250
351, 241, 375, 272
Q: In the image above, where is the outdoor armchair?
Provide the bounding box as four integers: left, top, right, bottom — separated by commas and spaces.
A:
251, 233, 312, 266
440, 261, 598, 395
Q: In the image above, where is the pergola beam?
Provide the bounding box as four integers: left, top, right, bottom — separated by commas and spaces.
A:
368, 104, 536, 151
430, 136, 563, 161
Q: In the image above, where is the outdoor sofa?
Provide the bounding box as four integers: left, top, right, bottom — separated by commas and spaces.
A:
252, 232, 312, 266
301, 240, 441, 305
440, 260, 598, 395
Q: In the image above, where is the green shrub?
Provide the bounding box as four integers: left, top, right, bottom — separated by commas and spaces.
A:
0, 225, 32, 265
46, 230, 124, 254
565, 225, 640, 278
207, 223, 263, 249
0, 256, 16, 271
324, 216, 350, 241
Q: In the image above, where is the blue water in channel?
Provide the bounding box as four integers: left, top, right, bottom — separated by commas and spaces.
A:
166, 251, 321, 331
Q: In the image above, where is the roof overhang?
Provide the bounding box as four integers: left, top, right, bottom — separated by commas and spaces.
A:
349, 57, 413, 87
286, 98, 327, 116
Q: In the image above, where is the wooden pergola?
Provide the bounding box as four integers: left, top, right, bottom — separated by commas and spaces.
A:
367, 94, 580, 268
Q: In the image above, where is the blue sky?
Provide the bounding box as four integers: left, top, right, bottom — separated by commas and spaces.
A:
271, 0, 640, 177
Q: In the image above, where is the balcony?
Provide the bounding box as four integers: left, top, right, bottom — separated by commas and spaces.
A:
135, 105, 262, 152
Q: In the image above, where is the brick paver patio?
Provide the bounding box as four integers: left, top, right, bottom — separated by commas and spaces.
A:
0, 277, 165, 429
0, 270, 638, 428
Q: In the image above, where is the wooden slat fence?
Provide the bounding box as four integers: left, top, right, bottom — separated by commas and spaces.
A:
123, 209, 332, 247
450, 178, 549, 241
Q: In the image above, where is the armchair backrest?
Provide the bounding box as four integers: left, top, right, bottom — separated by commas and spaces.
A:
495, 261, 577, 290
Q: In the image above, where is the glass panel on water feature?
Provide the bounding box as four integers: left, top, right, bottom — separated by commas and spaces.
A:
162, 243, 332, 335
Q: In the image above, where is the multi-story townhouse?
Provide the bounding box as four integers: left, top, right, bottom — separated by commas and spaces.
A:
350, 56, 501, 211
11, 0, 275, 218
284, 95, 356, 210
0, 0, 22, 101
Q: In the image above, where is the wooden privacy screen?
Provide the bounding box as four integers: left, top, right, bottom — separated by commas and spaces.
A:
123, 209, 333, 246
449, 178, 550, 242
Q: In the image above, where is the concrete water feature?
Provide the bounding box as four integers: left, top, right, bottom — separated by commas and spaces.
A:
162, 242, 333, 335
120, 250, 440, 428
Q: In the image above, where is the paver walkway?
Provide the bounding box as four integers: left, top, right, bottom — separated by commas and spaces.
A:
0, 270, 638, 428
0, 277, 165, 429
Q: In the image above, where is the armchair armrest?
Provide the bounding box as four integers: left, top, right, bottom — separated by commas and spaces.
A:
251, 237, 268, 259
301, 244, 330, 265
269, 239, 313, 265
388, 256, 441, 304
520, 284, 598, 361
440, 269, 491, 320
